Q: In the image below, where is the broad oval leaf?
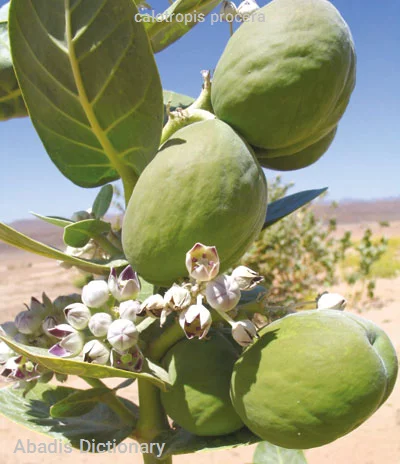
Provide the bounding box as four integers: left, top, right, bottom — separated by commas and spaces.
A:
50, 387, 114, 418
263, 188, 328, 229
0, 383, 138, 450
0, 336, 171, 390
0, 9, 27, 120
9, 0, 163, 190
144, 0, 223, 53
63, 219, 112, 248
253, 442, 308, 464
92, 184, 113, 219
0, 221, 127, 275
153, 426, 261, 458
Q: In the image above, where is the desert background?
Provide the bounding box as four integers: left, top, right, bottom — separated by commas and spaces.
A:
0, 199, 399, 464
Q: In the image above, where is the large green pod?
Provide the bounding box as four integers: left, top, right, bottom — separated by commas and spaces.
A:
211, 0, 356, 152
230, 310, 398, 449
161, 332, 244, 436
256, 127, 337, 171
122, 119, 267, 286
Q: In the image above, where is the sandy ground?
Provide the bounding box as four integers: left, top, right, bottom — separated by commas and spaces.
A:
0, 252, 399, 464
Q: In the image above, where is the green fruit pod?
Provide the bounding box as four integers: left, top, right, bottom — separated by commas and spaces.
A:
122, 119, 267, 287
230, 310, 398, 449
256, 127, 337, 171
211, 0, 356, 155
161, 332, 244, 436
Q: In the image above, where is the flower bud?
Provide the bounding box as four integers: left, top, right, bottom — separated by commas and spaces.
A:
82, 280, 109, 308
317, 292, 347, 310
118, 300, 141, 322
83, 340, 110, 365
185, 243, 220, 282
220, 1, 237, 21
88, 312, 113, 337
48, 329, 84, 358
107, 319, 139, 352
141, 294, 165, 318
179, 301, 212, 340
14, 310, 43, 335
237, 0, 259, 20
231, 265, 263, 291
108, 266, 141, 302
164, 284, 192, 311
71, 210, 91, 222
231, 320, 258, 347
205, 275, 241, 312
64, 303, 91, 330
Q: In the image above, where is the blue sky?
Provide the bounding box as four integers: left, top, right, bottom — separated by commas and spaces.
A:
0, 0, 399, 223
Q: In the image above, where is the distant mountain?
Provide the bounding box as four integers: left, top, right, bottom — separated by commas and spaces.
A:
2, 198, 400, 254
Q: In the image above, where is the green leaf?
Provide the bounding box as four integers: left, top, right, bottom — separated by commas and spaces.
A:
0, 5, 27, 120
263, 188, 328, 229
144, 0, 223, 53
138, 277, 154, 301
0, 383, 138, 450
50, 387, 113, 418
0, 221, 127, 275
0, 336, 171, 390
63, 219, 111, 248
9, 0, 163, 191
253, 442, 307, 464
153, 427, 261, 457
92, 184, 113, 219
31, 212, 73, 228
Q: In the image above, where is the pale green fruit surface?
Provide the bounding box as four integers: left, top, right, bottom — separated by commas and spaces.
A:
230, 310, 398, 449
122, 119, 267, 286
211, 0, 356, 151
256, 127, 337, 171
161, 332, 244, 436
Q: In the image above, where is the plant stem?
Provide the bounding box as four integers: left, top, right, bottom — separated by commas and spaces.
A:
94, 234, 123, 257
80, 376, 137, 426
146, 320, 185, 362
135, 379, 172, 463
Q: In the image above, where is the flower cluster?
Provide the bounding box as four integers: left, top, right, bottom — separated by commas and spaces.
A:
141, 243, 264, 347
0, 293, 77, 388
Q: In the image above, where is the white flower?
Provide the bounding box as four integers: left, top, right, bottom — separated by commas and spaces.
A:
64, 303, 91, 330
231, 265, 263, 291
185, 243, 220, 282
108, 266, 141, 302
220, 1, 238, 22
179, 301, 212, 340
83, 340, 110, 365
141, 294, 165, 318
232, 320, 258, 346
205, 275, 241, 312
48, 327, 84, 358
317, 292, 347, 310
164, 284, 192, 311
82, 280, 109, 308
118, 300, 142, 322
88, 312, 113, 337
0, 341, 15, 364
107, 319, 139, 352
